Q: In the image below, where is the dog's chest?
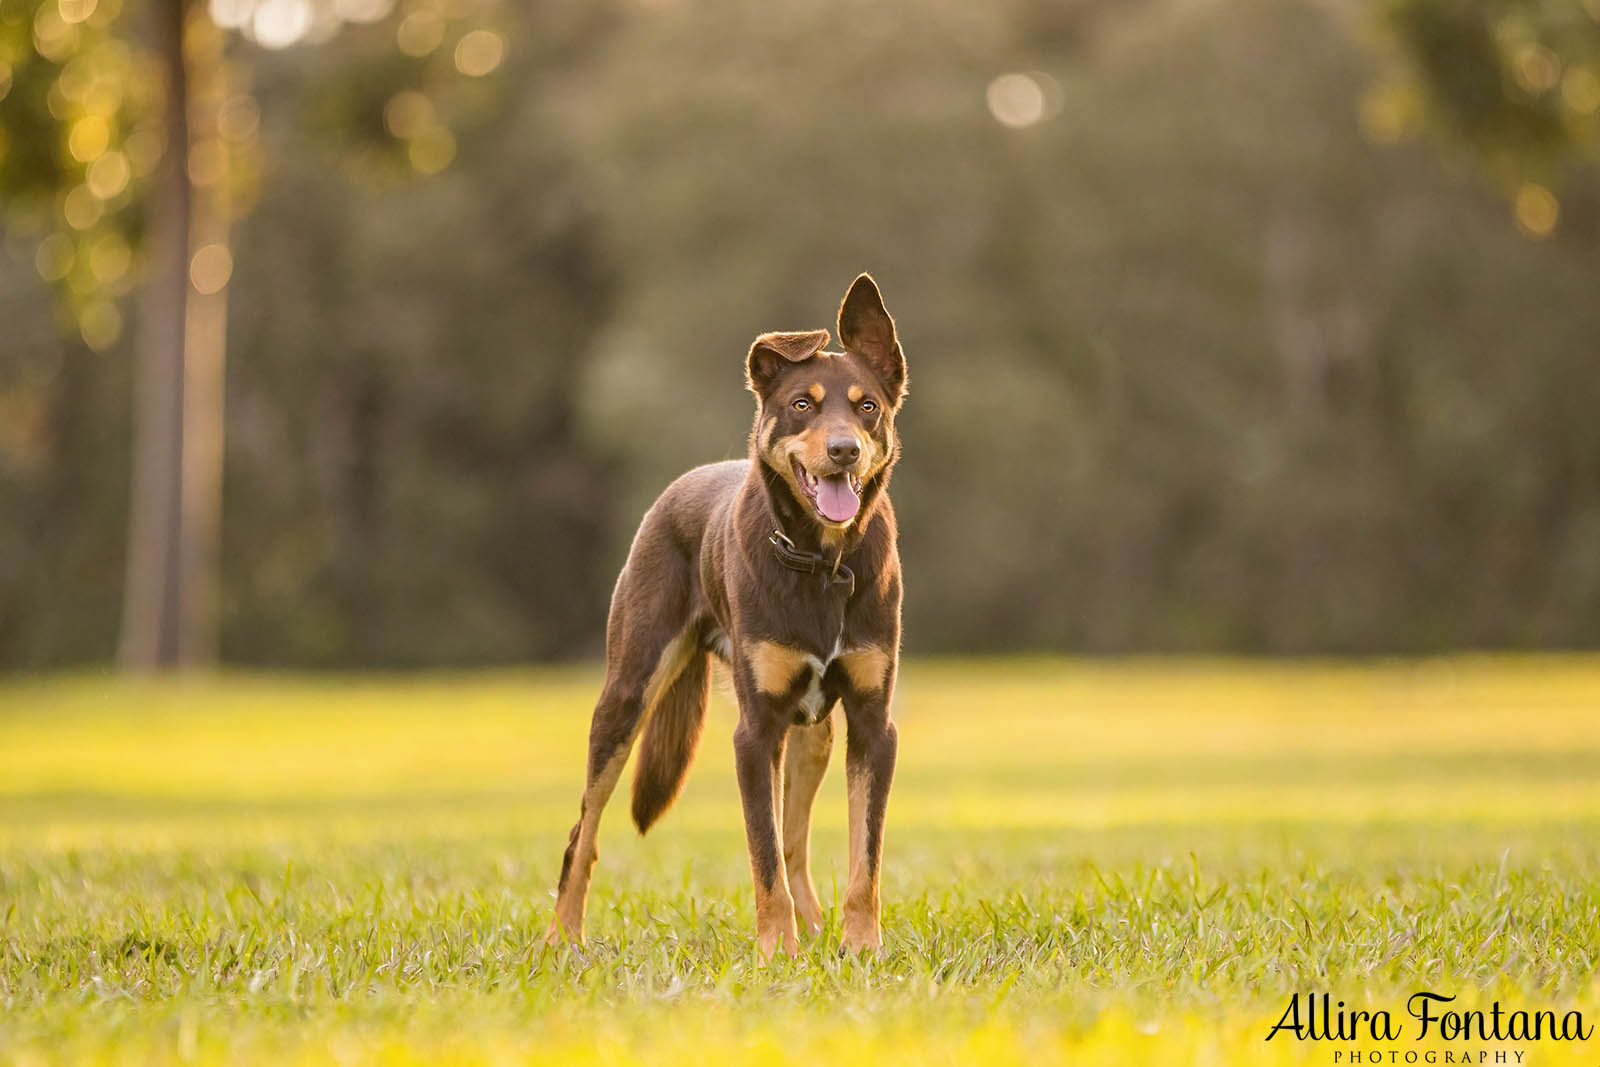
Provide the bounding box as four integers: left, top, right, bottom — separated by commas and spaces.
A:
791, 639, 841, 726
712, 625, 842, 726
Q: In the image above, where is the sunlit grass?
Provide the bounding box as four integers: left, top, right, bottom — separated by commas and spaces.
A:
3, 657, 1600, 1064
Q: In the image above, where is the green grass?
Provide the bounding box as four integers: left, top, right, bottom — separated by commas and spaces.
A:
3, 658, 1600, 1064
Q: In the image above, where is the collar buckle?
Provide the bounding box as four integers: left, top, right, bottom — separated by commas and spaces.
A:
769, 527, 855, 594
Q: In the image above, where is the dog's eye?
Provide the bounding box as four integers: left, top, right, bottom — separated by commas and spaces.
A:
859, 399, 878, 414
792, 398, 810, 412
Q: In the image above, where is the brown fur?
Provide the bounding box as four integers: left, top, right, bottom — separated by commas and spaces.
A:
546, 273, 907, 958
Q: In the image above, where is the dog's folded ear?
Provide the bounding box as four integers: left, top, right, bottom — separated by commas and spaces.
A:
838, 273, 906, 405
746, 329, 830, 396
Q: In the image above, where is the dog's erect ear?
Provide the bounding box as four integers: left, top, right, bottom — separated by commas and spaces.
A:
746, 329, 830, 397
837, 273, 905, 404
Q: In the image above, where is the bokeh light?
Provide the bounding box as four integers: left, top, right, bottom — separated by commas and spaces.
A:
383, 90, 433, 139
1513, 44, 1561, 95
253, 0, 313, 49
62, 185, 103, 229
454, 30, 505, 77
209, 0, 253, 30
986, 72, 1060, 129
81, 82, 122, 119
407, 125, 455, 174
1563, 67, 1600, 115
1513, 182, 1559, 237
88, 233, 131, 284
34, 234, 75, 282
68, 115, 110, 162
78, 300, 122, 350
57, 0, 99, 25
396, 11, 444, 56
1358, 85, 1418, 144
33, 7, 78, 62
58, 57, 93, 101
335, 0, 395, 23
86, 150, 131, 198
190, 244, 235, 295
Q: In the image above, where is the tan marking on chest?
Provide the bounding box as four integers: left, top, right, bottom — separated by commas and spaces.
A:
749, 641, 811, 695
807, 383, 826, 402
847, 384, 863, 404
838, 646, 891, 693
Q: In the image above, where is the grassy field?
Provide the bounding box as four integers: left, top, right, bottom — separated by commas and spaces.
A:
3, 657, 1600, 1065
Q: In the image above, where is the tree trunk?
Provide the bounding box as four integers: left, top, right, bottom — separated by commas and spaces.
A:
119, 0, 229, 670
179, 14, 231, 665
119, 0, 190, 670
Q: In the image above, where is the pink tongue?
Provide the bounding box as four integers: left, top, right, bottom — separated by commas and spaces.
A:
814, 475, 860, 523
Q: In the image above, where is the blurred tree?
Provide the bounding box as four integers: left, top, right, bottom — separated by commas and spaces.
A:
0, 0, 531, 669
568, 0, 1600, 655
4, 0, 1599, 667
2, 0, 245, 669
1371, 0, 1600, 236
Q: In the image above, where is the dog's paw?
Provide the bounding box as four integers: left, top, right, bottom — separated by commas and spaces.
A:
543, 915, 584, 948
756, 927, 801, 961
792, 896, 825, 939
839, 917, 882, 955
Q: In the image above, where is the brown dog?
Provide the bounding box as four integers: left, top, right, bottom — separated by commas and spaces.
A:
546, 274, 906, 958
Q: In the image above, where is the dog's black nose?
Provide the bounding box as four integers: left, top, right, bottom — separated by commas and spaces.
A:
827, 437, 861, 466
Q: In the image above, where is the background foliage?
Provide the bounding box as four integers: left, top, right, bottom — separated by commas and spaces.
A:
3, 0, 1599, 667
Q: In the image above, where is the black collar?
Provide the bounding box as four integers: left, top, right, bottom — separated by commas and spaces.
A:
769, 528, 854, 594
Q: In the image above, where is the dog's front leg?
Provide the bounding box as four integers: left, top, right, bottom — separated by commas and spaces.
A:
731, 697, 799, 960
839, 650, 898, 954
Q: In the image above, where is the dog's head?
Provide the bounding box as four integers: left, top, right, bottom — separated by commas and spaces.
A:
746, 274, 907, 530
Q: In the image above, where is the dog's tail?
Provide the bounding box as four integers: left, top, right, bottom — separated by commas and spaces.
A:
631, 649, 710, 834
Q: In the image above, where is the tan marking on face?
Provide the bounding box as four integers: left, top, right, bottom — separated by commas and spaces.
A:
838, 647, 890, 693
774, 428, 862, 529
847, 385, 863, 404
857, 433, 880, 476
776, 429, 824, 465
796, 427, 829, 464
772, 434, 810, 499
749, 640, 810, 695
808, 383, 825, 402
778, 430, 835, 490
758, 416, 777, 453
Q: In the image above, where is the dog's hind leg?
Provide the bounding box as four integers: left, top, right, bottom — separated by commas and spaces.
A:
782, 713, 833, 936
547, 550, 697, 946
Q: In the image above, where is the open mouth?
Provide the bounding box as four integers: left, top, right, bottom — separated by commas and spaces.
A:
792, 458, 862, 524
